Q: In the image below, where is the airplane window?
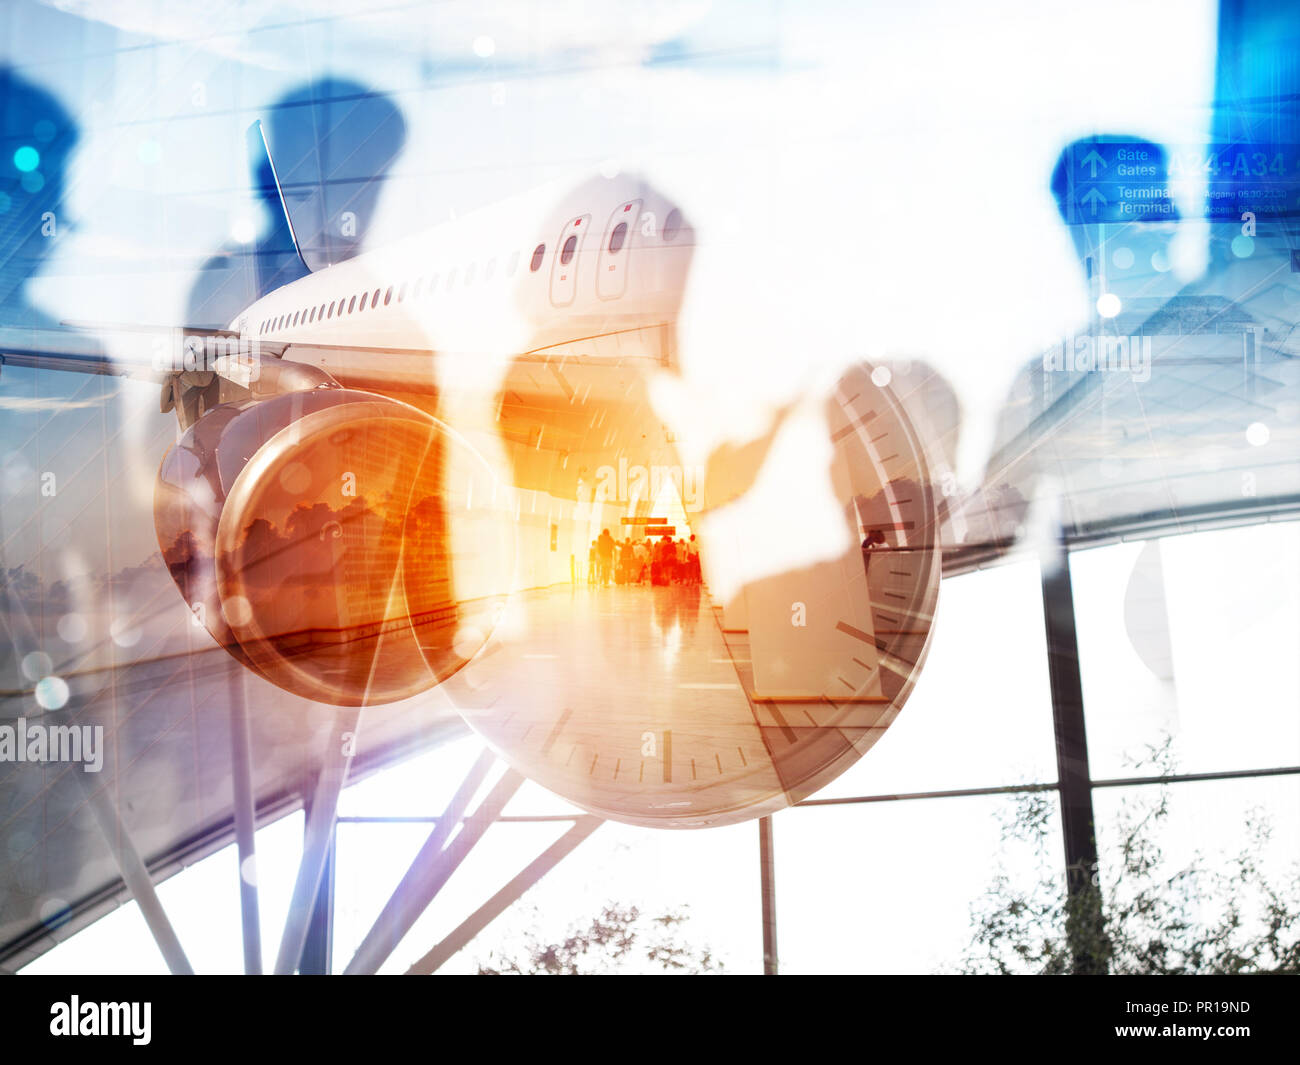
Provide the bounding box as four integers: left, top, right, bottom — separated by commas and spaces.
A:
348, 295, 357, 314
355, 293, 365, 312
328, 301, 336, 319
446, 267, 458, 290
465, 262, 476, 285
384, 286, 393, 306
292, 311, 300, 326
413, 277, 423, 299
319, 304, 327, 320
427, 272, 438, 295
608, 222, 628, 254
663, 209, 682, 241
371, 289, 380, 309
398, 282, 407, 302
309, 308, 316, 323
560, 235, 577, 265
507, 250, 519, 275
486, 257, 496, 281
530, 243, 545, 271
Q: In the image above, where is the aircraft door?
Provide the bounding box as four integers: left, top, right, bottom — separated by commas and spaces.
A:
549, 214, 590, 308
597, 198, 641, 301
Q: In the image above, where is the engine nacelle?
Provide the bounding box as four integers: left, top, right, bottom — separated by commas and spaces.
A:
155, 386, 513, 706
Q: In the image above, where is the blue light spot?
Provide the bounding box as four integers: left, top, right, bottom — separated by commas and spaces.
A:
13, 145, 39, 172
0, 192, 10, 214
1231, 234, 1254, 258
33, 120, 56, 143
20, 171, 44, 193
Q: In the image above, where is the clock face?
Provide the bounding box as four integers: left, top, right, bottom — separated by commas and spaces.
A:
424, 362, 941, 828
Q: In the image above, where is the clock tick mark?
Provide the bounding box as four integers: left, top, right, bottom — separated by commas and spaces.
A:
541, 708, 572, 753
837, 620, 872, 644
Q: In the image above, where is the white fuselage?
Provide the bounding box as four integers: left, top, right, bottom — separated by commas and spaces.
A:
233, 173, 693, 366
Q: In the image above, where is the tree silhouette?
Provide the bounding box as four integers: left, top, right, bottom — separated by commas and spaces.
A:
961, 741, 1300, 974
475, 903, 724, 975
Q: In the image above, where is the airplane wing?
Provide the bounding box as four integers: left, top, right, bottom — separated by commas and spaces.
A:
0, 326, 151, 378
0, 322, 248, 379
0, 323, 296, 427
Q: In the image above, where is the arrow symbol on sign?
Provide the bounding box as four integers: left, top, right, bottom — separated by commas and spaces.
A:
1081, 188, 1107, 216
1081, 149, 1107, 178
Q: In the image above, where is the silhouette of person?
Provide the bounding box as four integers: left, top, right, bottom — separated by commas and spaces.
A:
0, 68, 82, 330
172, 79, 406, 427
186, 77, 407, 330
0, 67, 105, 681
597, 528, 615, 585
969, 136, 1181, 550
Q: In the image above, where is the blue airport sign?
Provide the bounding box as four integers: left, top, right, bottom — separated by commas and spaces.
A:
1059, 141, 1300, 224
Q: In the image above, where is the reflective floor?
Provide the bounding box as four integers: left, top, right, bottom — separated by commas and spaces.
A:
448, 573, 897, 826
451, 579, 786, 826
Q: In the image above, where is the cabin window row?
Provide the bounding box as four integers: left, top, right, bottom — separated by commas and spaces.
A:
257, 246, 532, 335
256, 209, 682, 335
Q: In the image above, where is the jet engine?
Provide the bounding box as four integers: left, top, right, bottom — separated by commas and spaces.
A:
154, 370, 513, 706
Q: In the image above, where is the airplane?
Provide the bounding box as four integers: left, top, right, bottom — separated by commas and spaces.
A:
1, 118, 940, 829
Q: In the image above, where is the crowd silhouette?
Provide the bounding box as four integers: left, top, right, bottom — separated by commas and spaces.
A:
586, 529, 701, 587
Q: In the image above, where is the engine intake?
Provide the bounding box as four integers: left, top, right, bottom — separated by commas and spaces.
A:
155, 388, 513, 706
